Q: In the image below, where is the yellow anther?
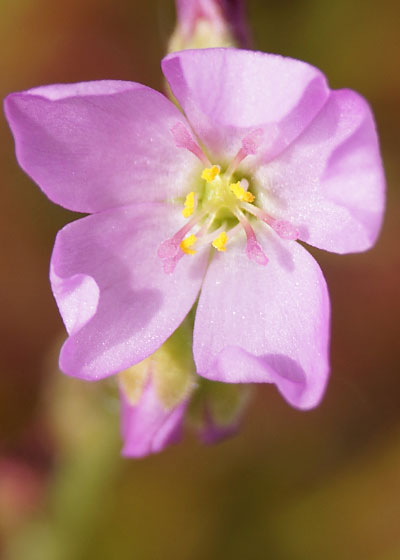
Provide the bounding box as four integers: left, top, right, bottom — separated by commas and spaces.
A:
201, 165, 220, 183
180, 234, 197, 255
182, 191, 196, 218
243, 191, 255, 203
229, 181, 255, 203
212, 231, 228, 252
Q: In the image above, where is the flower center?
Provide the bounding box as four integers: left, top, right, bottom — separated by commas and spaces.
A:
158, 126, 299, 274
200, 166, 255, 217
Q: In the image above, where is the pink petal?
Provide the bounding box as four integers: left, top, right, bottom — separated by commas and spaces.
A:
4, 81, 200, 213
193, 230, 330, 410
162, 48, 329, 162
121, 380, 187, 458
255, 89, 385, 253
51, 203, 208, 380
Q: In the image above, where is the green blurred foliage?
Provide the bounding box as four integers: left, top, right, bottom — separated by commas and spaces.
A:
0, 1, 399, 559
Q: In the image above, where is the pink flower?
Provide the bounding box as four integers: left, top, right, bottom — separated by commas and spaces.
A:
4, 48, 385, 414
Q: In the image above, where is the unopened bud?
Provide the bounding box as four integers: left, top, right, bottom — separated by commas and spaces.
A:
119, 324, 196, 457
188, 379, 252, 444
168, 0, 250, 52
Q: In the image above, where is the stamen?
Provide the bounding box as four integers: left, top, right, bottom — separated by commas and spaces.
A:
182, 191, 196, 218
212, 231, 228, 252
233, 209, 268, 266
240, 202, 299, 241
201, 165, 220, 183
158, 213, 203, 259
229, 181, 255, 203
226, 128, 264, 177
170, 122, 210, 166
161, 230, 198, 274
180, 234, 197, 255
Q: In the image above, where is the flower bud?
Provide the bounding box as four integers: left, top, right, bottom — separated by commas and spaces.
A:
189, 379, 252, 444
119, 325, 196, 458
120, 378, 189, 458
168, 0, 250, 52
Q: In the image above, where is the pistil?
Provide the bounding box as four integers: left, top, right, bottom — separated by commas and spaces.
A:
225, 128, 263, 178
233, 208, 268, 266
240, 202, 299, 240
170, 122, 211, 166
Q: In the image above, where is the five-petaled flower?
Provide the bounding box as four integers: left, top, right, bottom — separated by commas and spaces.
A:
4, 48, 385, 414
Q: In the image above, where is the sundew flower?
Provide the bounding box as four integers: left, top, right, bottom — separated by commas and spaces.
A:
4, 48, 385, 419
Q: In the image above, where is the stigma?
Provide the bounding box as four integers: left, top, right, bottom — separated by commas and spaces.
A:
158, 126, 299, 274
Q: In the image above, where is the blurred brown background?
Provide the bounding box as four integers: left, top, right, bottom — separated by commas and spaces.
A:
1, 1, 399, 559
